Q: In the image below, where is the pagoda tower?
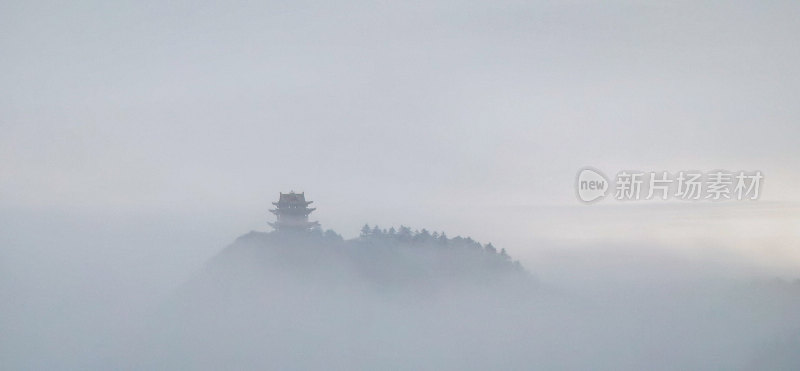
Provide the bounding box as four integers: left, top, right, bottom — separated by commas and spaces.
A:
269, 191, 320, 232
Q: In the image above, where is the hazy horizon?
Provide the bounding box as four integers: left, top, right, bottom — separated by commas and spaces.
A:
2, 1, 800, 369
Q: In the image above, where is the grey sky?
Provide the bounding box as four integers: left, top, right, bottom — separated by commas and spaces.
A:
2, 0, 800, 269
3, 3, 800, 368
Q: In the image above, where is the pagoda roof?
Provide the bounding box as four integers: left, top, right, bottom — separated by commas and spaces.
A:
269, 191, 319, 231
268, 220, 320, 229
280, 191, 305, 202
269, 207, 316, 215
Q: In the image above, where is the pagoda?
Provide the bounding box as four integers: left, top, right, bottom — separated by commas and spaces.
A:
269, 191, 320, 232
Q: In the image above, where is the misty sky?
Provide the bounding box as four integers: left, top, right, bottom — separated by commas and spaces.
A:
2, 0, 800, 285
